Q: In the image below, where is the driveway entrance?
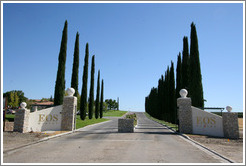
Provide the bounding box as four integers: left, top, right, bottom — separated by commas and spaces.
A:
3, 112, 228, 163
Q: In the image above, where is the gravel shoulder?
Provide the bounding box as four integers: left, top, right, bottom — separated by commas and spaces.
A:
3, 131, 68, 152
186, 134, 243, 163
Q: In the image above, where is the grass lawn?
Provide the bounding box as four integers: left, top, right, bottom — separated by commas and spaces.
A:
4, 114, 15, 122
103, 110, 128, 117
144, 112, 178, 131
76, 115, 109, 129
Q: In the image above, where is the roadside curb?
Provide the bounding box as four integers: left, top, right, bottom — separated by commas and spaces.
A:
145, 115, 235, 163
3, 119, 112, 155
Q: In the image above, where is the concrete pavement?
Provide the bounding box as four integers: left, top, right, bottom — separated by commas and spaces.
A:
3, 112, 229, 163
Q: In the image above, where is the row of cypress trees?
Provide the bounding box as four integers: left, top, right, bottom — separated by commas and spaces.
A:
145, 22, 204, 123
53, 20, 104, 120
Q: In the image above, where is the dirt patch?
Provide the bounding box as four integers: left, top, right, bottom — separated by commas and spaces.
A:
187, 134, 243, 163
3, 131, 69, 152
3, 132, 48, 151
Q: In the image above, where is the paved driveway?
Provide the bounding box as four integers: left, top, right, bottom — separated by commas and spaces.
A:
3, 112, 228, 163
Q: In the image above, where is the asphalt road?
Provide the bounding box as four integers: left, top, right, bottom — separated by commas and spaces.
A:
3, 112, 228, 163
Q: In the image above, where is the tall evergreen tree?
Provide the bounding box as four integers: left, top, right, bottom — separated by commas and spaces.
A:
182, 36, 190, 90
165, 67, 170, 122
54, 20, 68, 106
88, 55, 95, 119
190, 22, 204, 108
95, 70, 100, 119
169, 61, 176, 124
80, 43, 89, 120
100, 79, 104, 118
176, 52, 182, 99
158, 76, 164, 120
71, 32, 80, 97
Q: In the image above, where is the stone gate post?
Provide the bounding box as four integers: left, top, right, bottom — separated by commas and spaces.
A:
61, 88, 77, 131
177, 89, 193, 134
222, 106, 239, 139
14, 102, 30, 133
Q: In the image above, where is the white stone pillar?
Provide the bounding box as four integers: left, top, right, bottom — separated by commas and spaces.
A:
61, 88, 77, 131
177, 89, 193, 134
14, 102, 30, 133
222, 106, 239, 139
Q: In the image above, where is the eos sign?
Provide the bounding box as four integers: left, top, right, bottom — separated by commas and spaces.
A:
28, 106, 62, 132
39, 114, 59, 122
192, 107, 224, 137
196, 117, 216, 127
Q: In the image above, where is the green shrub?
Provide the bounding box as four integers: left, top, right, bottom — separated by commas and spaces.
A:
125, 113, 137, 126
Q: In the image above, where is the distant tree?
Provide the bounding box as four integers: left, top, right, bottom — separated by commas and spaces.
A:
71, 32, 80, 97
3, 90, 27, 108
117, 97, 119, 110
88, 55, 95, 119
95, 70, 100, 119
189, 22, 204, 108
80, 43, 89, 120
148, 87, 158, 119
8, 92, 19, 108
49, 95, 53, 102
100, 79, 104, 118
176, 52, 182, 99
105, 99, 118, 110
182, 36, 190, 91
54, 20, 68, 106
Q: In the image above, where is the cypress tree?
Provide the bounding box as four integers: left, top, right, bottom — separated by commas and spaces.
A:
169, 61, 176, 124
163, 72, 167, 121
176, 52, 182, 99
71, 32, 79, 97
88, 55, 95, 119
145, 96, 149, 114
149, 87, 158, 119
158, 76, 164, 120
54, 20, 68, 106
100, 79, 104, 118
165, 67, 170, 122
182, 36, 190, 90
80, 43, 89, 120
190, 22, 204, 108
95, 70, 100, 119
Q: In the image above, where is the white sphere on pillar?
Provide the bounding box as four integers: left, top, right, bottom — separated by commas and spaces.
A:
226, 106, 232, 112
66, 88, 75, 97
179, 89, 188, 98
20, 102, 27, 108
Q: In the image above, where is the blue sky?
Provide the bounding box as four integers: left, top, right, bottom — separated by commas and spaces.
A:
2, 2, 244, 112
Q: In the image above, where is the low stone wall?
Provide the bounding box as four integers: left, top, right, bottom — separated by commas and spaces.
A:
118, 119, 134, 133
177, 89, 240, 139
13, 88, 77, 133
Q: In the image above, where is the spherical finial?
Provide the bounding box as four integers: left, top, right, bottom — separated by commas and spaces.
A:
20, 102, 27, 109
226, 106, 232, 112
179, 89, 188, 98
66, 88, 75, 97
